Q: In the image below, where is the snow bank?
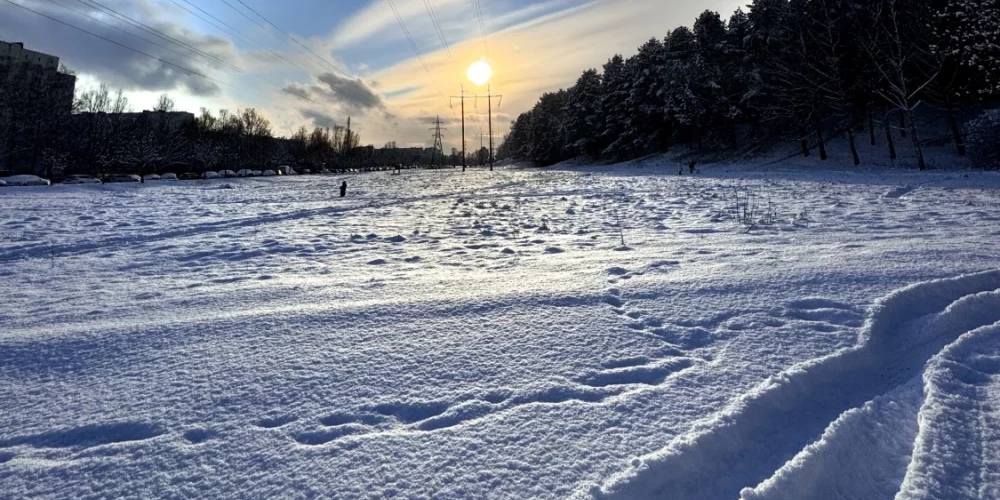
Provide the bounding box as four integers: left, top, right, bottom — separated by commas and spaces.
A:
591, 270, 1000, 500
897, 305, 1000, 499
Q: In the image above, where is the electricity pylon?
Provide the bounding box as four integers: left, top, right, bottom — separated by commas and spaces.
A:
429, 115, 446, 168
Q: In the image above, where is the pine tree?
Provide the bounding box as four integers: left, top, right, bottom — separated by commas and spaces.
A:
564, 69, 604, 158
600, 55, 632, 159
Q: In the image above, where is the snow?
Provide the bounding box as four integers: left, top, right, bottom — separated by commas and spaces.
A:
1, 161, 999, 499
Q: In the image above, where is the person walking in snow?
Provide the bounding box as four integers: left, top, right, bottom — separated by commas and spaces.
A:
689, 160, 697, 174
340, 181, 348, 197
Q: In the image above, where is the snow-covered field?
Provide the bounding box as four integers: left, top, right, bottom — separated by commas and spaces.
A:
1, 162, 999, 499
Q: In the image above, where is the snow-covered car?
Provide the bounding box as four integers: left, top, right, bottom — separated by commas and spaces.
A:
262, 170, 277, 177
178, 173, 200, 180
159, 173, 178, 181
144, 174, 161, 181
237, 169, 255, 177
319, 168, 331, 174
252, 170, 263, 176
105, 174, 141, 183
62, 174, 102, 185
202, 171, 220, 179
3, 175, 51, 186
0, 179, 6, 187
219, 170, 237, 178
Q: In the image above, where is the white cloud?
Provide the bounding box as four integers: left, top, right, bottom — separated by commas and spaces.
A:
332, 0, 468, 48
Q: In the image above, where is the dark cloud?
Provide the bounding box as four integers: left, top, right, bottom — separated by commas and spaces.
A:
0, 0, 238, 96
417, 115, 459, 126
282, 72, 383, 112
300, 109, 338, 129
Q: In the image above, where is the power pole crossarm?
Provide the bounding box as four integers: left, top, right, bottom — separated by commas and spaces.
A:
450, 86, 502, 172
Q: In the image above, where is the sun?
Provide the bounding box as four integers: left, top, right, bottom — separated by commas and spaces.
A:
467, 60, 493, 86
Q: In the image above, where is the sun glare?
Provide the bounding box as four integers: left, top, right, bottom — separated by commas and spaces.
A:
467, 60, 493, 86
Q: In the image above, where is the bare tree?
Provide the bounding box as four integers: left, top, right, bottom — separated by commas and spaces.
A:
862, 0, 937, 170
153, 94, 175, 113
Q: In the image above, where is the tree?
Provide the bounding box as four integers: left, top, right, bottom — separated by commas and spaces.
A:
924, 0, 1000, 156
154, 94, 175, 112
600, 55, 631, 159
72, 84, 133, 176
863, 0, 937, 169
563, 69, 604, 158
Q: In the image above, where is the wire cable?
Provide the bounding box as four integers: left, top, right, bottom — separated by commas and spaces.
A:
76, 0, 241, 72
0, 0, 309, 105
471, 0, 490, 59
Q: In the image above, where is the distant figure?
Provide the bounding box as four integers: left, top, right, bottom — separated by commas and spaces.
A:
340, 181, 348, 197
689, 160, 697, 174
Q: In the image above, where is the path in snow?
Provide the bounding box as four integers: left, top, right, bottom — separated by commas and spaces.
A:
591, 270, 1000, 500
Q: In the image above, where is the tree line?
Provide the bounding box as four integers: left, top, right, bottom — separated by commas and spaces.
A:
497, 0, 1000, 169
2, 66, 366, 178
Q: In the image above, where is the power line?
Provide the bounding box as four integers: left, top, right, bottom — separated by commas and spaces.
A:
215, 0, 382, 108
0, 0, 286, 104
233, 0, 352, 77
422, 0, 451, 59
168, 0, 340, 88
41, 0, 325, 106
385, 0, 432, 78
75, 0, 242, 72
165, 0, 283, 66
41, 0, 238, 75
386, 0, 447, 101
471, 0, 490, 59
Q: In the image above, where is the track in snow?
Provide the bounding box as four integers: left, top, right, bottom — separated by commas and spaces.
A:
588, 270, 1000, 500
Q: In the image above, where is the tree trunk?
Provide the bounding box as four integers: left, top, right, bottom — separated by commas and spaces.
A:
868, 106, 877, 146
813, 114, 828, 161
945, 97, 966, 157
908, 110, 926, 170
899, 111, 907, 137
883, 107, 897, 161
799, 124, 810, 157
847, 126, 860, 166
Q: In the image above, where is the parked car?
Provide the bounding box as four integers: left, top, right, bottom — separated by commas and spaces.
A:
252, 170, 263, 176
236, 169, 255, 177
179, 172, 200, 180
202, 171, 220, 179
0, 179, 6, 187
144, 174, 161, 181
219, 170, 237, 178
3, 175, 51, 186
105, 174, 141, 183
319, 168, 331, 174
159, 173, 179, 181
262, 170, 277, 176
62, 174, 102, 185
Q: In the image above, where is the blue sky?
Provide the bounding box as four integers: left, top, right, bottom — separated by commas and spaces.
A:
2, 0, 744, 149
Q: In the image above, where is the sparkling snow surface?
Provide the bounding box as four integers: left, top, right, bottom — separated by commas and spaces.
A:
1, 164, 999, 499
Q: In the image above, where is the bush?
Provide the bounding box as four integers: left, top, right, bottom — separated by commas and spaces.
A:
965, 109, 1000, 170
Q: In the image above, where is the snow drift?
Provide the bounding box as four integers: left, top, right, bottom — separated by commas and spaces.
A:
590, 270, 1000, 500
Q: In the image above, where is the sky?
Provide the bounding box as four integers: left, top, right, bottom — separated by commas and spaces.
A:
0, 0, 744, 151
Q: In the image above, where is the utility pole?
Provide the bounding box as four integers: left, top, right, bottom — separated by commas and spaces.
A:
451, 85, 502, 172
429, 115, 446, 168
487, 85, 498, 171
450, 86, 468, 172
